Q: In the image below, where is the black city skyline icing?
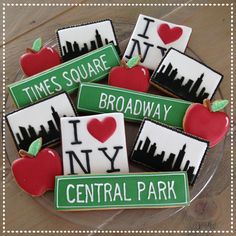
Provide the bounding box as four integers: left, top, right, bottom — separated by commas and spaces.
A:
15, 106, 66, 150
61, 29, 117, 62
151, 62, 210, 103
131, 136, 196, 185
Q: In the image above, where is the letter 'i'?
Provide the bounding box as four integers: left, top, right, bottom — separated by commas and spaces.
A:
69, 120, 82, 145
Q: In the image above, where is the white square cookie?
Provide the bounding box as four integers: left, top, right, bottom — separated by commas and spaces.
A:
123, 14, 192, 70
61, 113, 129, 175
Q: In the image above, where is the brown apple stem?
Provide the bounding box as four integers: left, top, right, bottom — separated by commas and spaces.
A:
203, 99, 212, 112
120, 59, 128, 68
26, 48, 37, 54
19, 149, 34, 158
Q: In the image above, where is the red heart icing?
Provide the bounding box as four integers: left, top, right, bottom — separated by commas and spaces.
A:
158, 23, 183, 44
87, 117, 117, 143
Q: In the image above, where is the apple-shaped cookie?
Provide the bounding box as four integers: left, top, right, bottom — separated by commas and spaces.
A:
108, 55, 150, 92
12, 138, 62, 196
20, 38, 61, 76
183, 99, 230, 147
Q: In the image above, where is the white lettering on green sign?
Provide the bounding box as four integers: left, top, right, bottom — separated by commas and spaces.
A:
77, 83, 191, 128
55, 172, 190, 210
8, 44, 120, 108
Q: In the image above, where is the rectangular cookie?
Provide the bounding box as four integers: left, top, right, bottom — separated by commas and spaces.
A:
150, 48, 223, 103
57, 19, 120, 62
6, 92, 77, 151
130, 119, 209, 185
55, 172, 190, 210
8, 44, 120, 108
76, 82, 191, 128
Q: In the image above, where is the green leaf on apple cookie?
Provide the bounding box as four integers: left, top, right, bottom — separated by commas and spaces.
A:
32, 38, 42, 52
211, 100, 229, 112
28, 137, 42, 157
127, 55, 140, 68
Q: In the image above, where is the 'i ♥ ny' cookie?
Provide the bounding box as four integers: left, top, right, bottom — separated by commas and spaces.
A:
57, 19, 120, 62
150, 48, 223, 103
123, 14, 192, 70
61, 113, 129, 175
130, 119, 209, 185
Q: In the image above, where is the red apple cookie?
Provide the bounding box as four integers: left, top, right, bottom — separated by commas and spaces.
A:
183, 99, 230, 147
20, 38, 61, 76
108, 55, 150, 93
12, 138, 62, 196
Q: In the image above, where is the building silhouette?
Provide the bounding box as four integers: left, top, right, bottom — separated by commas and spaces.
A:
15, 106, 65, 150
61, 29, 117, 61
152, 63, 210, 102
132, 137, 196, 185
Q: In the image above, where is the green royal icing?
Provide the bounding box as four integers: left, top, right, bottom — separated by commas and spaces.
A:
32, 38, 42, 52
211, 99, 229, 112
77, 83, 191, 128
54, 172, 190, 210
8, 44, 120, 108
27, 137, 42, 157
126, 55, 140, 68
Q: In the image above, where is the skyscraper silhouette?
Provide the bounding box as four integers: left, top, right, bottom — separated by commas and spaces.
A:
61, 29, 117, 62
173, 144, 186, 170
132, 137, 197, 185
51, 106, 60, 129
151, 63, 210, 102
15, 106, 67, 150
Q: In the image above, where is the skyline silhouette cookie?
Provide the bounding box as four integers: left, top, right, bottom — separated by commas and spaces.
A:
150, 48, 223, 103
57, 19, 120, 62
130, 118, 209, 185
6, 92, 77, 151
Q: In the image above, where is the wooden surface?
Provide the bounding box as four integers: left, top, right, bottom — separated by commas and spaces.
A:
1, 0, 235, 235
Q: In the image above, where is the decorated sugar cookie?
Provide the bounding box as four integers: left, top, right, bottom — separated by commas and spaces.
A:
123, 14, 192, 70
183, 99, 230, 147
9, 44, 120, 108
6, 93, 77, 151
12, 138, 62, 196
57, 19, 120, 62
77, 83, 191, 128
20, 38, 61, 76
130, 119, 209, 185
61, 113, 129, 175
150, 48, 223, 103
108, 55, 150, 92
55, 172, 190, 211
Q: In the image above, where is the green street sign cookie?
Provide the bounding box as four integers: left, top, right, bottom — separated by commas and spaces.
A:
8, 44, 120, 108
55, 172, 190, 210
77, 83, 191, 128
